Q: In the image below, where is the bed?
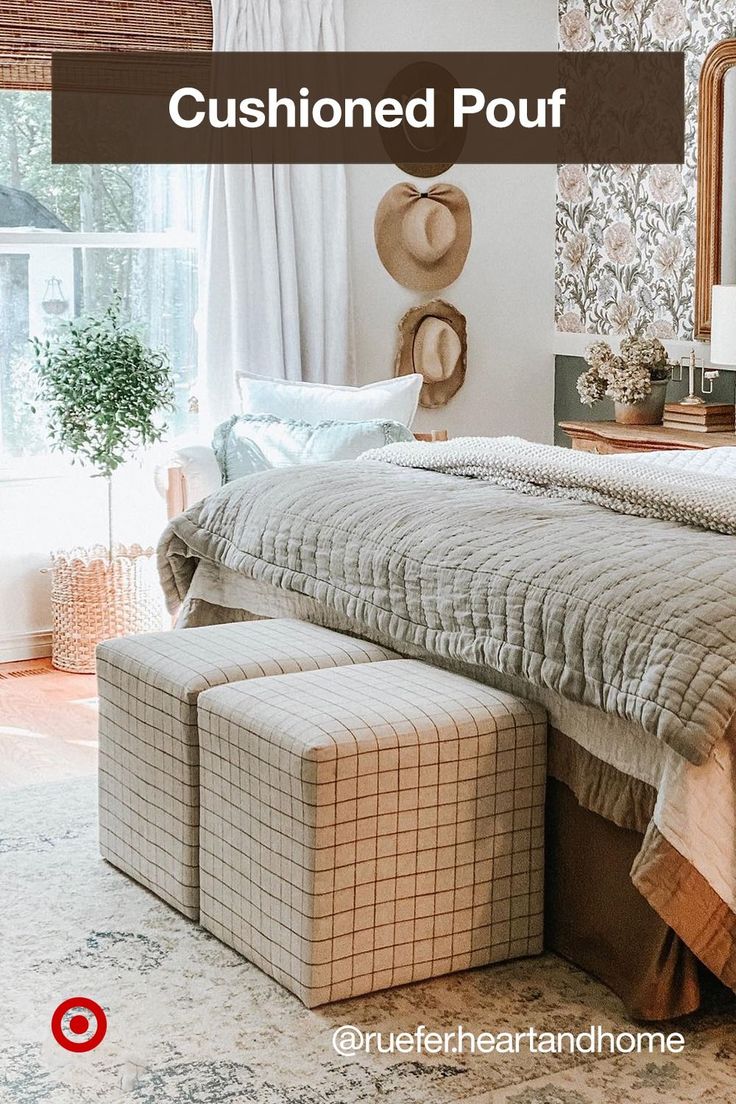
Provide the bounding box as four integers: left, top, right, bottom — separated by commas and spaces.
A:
157, 438, 736, 1020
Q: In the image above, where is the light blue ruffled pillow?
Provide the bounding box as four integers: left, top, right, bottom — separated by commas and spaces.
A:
213, 413, 414, 484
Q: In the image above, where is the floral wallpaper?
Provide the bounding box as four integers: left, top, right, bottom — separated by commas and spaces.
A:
556, 0, 736, 339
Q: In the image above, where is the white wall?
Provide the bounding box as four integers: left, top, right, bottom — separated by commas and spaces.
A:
0, 461, 168, 661
345, 0, 558, 441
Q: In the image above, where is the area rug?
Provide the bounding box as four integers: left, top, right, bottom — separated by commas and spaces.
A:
2, 779, 735, 1104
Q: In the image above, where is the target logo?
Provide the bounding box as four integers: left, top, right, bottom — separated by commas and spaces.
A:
51, 998, 107, 1052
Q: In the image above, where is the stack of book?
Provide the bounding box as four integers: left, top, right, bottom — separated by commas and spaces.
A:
662, 403, 736, 433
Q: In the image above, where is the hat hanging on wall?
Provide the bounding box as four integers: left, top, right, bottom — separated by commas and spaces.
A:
380, 61, 466, 178
395, 299, 467, 409
375, 182, 472, 292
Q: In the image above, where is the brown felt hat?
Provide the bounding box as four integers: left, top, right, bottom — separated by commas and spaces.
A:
381, 61, 465, 178
395, 300, 467, 408
375, 182, 472, 292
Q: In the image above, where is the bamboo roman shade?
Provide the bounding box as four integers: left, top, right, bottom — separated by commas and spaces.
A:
0, 1, 213, 90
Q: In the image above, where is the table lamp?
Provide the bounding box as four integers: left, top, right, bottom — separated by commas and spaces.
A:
664, 286, 734, 428
711, 285, 736, 367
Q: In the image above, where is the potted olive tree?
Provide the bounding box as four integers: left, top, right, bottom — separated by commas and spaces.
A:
32, 296, 175, 672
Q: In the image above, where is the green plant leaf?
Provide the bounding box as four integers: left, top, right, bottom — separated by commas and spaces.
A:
30, 292, 176, 480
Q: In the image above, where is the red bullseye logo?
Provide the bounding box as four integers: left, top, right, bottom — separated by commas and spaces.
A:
51, 998, 107, 1052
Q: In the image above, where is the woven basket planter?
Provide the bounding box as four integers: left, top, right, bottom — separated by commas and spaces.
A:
50, 544, 164, 674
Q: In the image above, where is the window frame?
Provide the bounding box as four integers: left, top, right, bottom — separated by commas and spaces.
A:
0, 226, 199, 480
0, 229, 197, 249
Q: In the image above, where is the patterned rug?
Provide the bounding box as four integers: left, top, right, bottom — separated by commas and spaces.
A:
2, 778, 735, 1104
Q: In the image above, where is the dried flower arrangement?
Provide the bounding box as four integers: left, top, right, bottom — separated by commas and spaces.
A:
577, 337, 671, 407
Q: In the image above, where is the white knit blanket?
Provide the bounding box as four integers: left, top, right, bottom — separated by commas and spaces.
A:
361, 437, 736, 535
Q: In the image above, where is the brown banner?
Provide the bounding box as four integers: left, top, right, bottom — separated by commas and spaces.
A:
52, 51, 684, 165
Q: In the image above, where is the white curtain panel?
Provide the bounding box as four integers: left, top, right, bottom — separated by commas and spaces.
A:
200, 0, 353, 424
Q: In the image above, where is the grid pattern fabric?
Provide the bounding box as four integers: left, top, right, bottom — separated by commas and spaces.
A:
97, 619, 396, 920
198, 659, 547, 1007
0, 1, 212, 90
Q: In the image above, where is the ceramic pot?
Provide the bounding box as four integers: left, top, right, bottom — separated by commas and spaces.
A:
614, 379, 668, 426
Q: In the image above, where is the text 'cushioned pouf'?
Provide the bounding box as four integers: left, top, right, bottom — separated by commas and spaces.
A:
198, 659, 546, 1007
97, 619, 396, 920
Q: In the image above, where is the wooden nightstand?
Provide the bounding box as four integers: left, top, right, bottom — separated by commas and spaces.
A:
559, 420, 736, 454
414, 430, 448, 442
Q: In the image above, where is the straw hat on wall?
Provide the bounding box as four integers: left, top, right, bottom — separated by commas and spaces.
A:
395, 300, 467, 408
375, 183, 472, 292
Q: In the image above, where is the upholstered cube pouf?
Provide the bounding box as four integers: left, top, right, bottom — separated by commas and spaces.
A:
198, 659, 546, 1007
97, 619, 396, 919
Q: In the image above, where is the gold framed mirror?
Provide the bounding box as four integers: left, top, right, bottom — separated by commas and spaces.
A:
696, 39, 736, 339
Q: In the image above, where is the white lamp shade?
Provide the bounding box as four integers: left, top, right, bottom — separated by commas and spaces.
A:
711, 284, 736, 366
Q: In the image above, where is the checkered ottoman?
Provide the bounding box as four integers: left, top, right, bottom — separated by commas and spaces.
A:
198, 659, 546, 1007
97, 619, 396, 919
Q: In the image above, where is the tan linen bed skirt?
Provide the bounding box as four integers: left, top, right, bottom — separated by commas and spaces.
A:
547, 775, 706, 1020
547, 731, 734, 1021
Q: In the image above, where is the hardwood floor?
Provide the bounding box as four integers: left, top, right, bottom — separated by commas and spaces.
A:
0, 658, 98, 791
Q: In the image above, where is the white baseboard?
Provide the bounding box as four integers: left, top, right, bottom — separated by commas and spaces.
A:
0, 630, 53, 663
553, 331, 708, 361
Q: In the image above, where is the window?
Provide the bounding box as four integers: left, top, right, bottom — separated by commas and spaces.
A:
0, 91, 203, 460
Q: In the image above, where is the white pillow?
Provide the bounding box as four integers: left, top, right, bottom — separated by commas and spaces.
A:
236, 373, 423, 428
213, 414, 414, 483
